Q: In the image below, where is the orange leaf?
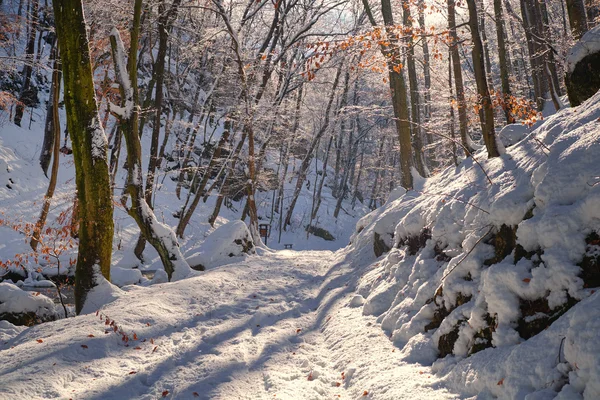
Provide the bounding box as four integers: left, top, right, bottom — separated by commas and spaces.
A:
152, 346, 158, 353
363, 391, 369, 396
497, 378, 504, 385
162, 390, 169, 397
129, 371, 137, 375
522, 278, 531, 283
81, 345, 88, 349
193, 393, 199, 397
134, 346, 142, 350
296, 329, 302, 333
36, 339, 43, 343
88, 334, 95, 338
336, 382, 341, 387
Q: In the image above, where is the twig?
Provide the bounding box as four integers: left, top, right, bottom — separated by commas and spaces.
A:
440, 226, 494, 282
557, 336, 566, 364
414, 189, 490, 214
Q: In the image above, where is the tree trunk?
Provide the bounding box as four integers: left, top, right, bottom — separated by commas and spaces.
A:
311, 136, 333, 221
110, 22, 191, 281
176, 130, 230, 237
363, 0, 414, 189
40, 39, 57, 176
448, 0, 474, 156
566, 0, 589, 39
31, 56, 61, 251
467, 0, 500, 158
136, 0, 182, 257
53, 0, 114, 314
403, 0, 427, 177
14, 0, 39, 127
494, 0, 513, 124
448, 50, 458, 166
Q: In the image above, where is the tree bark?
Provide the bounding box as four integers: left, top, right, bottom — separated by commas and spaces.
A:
566, 0, 589, 39
14, 0, 39, 126
403, 0, 427, 177
31, 55, 61, 251
494, 0, 513, 124
467, 0, 500, 158
110, 20, 191, 280
363, 0, 414, 189
53, 0, 114, 314
448, 0, 474, 155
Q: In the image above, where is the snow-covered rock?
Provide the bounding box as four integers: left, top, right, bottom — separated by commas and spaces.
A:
0, 282, 57, 326
186, 220, 255, 270
566, 25, 600, 106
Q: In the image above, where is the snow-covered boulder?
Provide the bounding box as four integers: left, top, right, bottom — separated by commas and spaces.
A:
0, 282, 57, 326
186, 220, 255, 270
566, 25, 600, 106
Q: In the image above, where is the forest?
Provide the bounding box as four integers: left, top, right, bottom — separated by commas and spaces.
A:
0, 0, 599, 398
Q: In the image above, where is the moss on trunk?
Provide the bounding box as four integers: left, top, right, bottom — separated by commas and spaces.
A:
53, 0, 114, 314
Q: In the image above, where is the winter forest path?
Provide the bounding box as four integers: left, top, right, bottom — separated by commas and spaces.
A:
0, 250, 455, 399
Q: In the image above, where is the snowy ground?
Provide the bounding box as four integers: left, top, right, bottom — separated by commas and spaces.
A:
0, 250, 456, 400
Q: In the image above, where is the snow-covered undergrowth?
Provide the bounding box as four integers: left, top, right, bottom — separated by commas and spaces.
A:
346, 92, 600, 398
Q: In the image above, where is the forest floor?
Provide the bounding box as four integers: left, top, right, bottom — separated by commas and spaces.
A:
0, 249, 458, 400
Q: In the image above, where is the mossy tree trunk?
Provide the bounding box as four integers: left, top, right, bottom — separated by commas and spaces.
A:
52, 0, 114, 314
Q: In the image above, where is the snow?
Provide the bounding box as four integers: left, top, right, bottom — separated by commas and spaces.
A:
0, 251, 454, 399
109, 27, 134, 119
1, 30, 599, 399
111, 266, 143, 287
185, 220, 255, 269
80, 268, 124, 315
344, 90, 600, 398
0, 320, 26, 341
567, 24, 600, 73
0, 281, 57, 318
1, 81, 600, 398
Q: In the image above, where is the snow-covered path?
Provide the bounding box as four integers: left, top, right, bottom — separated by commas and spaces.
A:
0, 250, 455, 399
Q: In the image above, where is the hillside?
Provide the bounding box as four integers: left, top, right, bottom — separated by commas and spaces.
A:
345, 90, 600, 398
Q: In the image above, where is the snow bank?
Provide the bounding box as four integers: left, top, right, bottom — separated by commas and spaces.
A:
111, 266, 143, 287
0, 282, 57, 325
80, 269, 125, 315
186, 220, 255, 270
346, 90, 600, 398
